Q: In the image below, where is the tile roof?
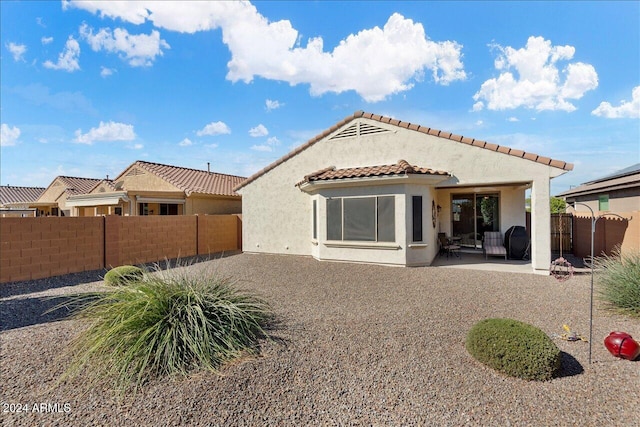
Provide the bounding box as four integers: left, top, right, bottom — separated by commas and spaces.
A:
556, 164, 640, 198
56, 176, 103, 196
124, 161, 246, 197
87, 179, 117, 193
297, 160, 449, 186
235, 110, 574, 191
0, 185, 45, 205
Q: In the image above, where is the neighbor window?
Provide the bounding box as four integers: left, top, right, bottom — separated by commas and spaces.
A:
139, 203, 149, 216
412, 196, 423, 242
598, 194, 609, 211
160, 203, 178, 215
326, 196, 395, 242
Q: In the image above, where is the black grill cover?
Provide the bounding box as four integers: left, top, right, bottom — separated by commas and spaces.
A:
505, 226, 529, 260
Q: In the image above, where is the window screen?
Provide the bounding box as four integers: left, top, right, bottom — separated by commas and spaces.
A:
326, 198, 342, 240
344, 197, 376, 241
312, 200, 317, 239
377, 196, 395, 242
326, 196, 395, 242
412, 196, 423, 242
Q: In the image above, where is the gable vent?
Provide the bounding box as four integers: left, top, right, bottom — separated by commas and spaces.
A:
126, 168, 145, 177
359, 123, 389, 136
330, 121, 389, 140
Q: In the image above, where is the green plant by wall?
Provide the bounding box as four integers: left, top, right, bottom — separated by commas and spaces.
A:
595, 249, 640, 318
466, 318, 561, 381
63, 264, 273, 394
103, 265, 145, 286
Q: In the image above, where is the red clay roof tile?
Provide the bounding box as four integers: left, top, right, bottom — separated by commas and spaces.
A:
297, 160, 449, 187
0, 185, 45, 205
235, 111, 573, 191
119, 161, 245, 197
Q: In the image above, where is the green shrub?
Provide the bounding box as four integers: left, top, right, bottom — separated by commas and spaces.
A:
595, 249, 640, 318
104, 265, 144, 286
64, 265, 273, 394
466, 318, 561, 381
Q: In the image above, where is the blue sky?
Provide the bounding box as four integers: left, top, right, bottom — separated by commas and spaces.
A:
1, 1, 638, 195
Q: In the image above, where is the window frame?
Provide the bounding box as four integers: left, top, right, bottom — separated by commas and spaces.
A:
598, 194, 609, 211
326, 195, 395, 243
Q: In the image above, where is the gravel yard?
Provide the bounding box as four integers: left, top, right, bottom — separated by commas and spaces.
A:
1, 253, 639, 426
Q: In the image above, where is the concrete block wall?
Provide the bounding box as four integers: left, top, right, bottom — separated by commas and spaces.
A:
104, 216, 198, 268
0, 217, 104, 283
197, 214, 241, 255
0, 215, 242, 284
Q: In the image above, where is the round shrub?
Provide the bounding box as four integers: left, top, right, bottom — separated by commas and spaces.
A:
466, 318, 561, 381
104, 265, 144, 286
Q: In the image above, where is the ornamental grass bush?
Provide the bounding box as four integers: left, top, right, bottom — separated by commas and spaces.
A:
466, 318, 561, 381
594, 249, 640, 318
62, 264, 273, 394
103, 265, 144, 286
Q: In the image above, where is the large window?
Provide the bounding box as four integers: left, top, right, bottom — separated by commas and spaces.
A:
326, 196, 395, 242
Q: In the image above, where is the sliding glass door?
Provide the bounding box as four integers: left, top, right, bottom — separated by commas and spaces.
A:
451, 193, 499, 248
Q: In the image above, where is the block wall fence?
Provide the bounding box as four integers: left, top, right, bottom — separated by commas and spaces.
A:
0, 215, 241, 283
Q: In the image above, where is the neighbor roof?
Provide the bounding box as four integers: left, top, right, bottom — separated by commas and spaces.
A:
297, 160, 450, 187
556, 163, 640, 198
0, 185, 45, 205
56, 176, 104, 196
235, 111, 574, 191
118, 161, 246, 197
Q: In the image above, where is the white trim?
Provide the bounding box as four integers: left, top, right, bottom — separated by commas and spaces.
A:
324, 241, 401, 250
66, 192, 130, 207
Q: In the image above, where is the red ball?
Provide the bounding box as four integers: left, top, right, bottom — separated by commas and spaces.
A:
604, 332, 640, 361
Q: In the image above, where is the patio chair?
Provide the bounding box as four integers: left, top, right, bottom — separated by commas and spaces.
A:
438, 233, 461, 258
483, 231, 507, 260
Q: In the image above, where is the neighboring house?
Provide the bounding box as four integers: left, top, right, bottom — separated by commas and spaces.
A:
556, 163, 639, 258
235, 111, 573, 274
556, 163, 640, 214
65, 160, 245, 216
31, 176, 103, 216
0, 185, 45, 217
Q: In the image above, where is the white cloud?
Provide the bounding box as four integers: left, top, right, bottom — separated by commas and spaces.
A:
1, 124, 21, 146
250, 144, 273, 152
473, 36, 598, 112
196, 121, 231, 136
64, 2, 466, 102
100, 66, 115, 77
43, 36, 80, 72
249, 124, 269, 137
7, 42, 27, 61
179, 137, 193, 146
266, 99, 283, 111
592, 86, 640, 119
475, 120, 483, 126
507, 117, 519, 122
74, 121, 136, 144
79, 23, 170, 67
41, 36, 54, 45
250, 135, 280, 152
131, 143, 144, 150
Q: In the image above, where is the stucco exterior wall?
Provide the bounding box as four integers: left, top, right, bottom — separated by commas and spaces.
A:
239, 118, 566, 271
186, 196, 241, 215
